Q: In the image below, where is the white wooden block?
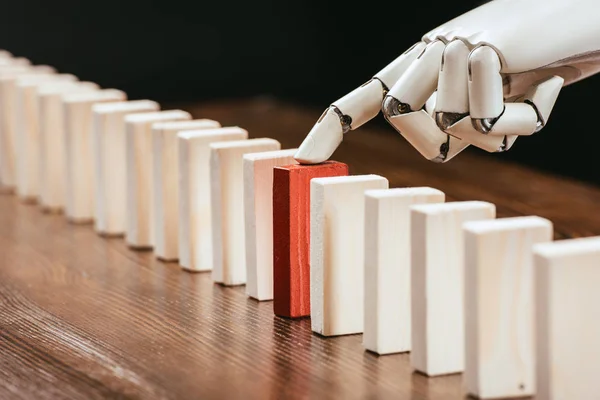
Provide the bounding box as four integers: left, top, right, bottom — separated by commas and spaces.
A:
38, 80, 100, 211
362, 187, 445, 355
463, 216, 553, 399
533, 236, 600, 400
0, 51, 15, 61
243, 148, 299, 301
0, 66, 55, 188
152, 119, 221, 260
0, 61, 33, 71
92, 100, 160, 235
0, 65, 34, 188
410, 201, 496, 376
0, 55, 29, 66
15, 73, 78, 201
178, 127, 248, 272
210, 138, 281, 285
15, 74, 77, 201
125, 110, 192, 248
63, 89, 127, 222
310, 175, 389, 336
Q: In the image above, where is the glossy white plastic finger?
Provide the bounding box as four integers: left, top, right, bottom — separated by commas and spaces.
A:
524, 75, 564, 127
385, 110, 468, 161
435, 40, 470, 114
468, 46, 504, 120
294, 42, 427, 165
374, 42, 427, 89
386, 40, 445, 111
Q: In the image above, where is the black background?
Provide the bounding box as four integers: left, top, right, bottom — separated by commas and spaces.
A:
0, 0, 597, 185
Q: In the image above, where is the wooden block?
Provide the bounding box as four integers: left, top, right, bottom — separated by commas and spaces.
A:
152, 119, 221, 260
0, 55, 29, 66
362, 187, 446, 355
272, 161, 349, 318
463, 216, 553, 399
243, 148, 299, 301
15, 73, 78, 201
210, 138, 281, 285
409, 201, 496, 375
533, 236, 600, 400
310, 174, 389, 336
92, 100, 160, 235
38, 80, 100, 211
0, 66, 56, 189
178, 127, 248, 272
63, 89, 127, 223
125, 110, 192, 249
0, 61, 33, 71
0, 51, 15, 60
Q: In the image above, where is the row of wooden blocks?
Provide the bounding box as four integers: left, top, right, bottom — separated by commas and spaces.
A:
0, 52, 596, 399
300, 176, 599, 400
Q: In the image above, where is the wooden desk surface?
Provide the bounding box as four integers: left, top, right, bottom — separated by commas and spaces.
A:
2, 97, 599, 399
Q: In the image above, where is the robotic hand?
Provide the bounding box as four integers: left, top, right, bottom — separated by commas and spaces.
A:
294, 0, 600, 164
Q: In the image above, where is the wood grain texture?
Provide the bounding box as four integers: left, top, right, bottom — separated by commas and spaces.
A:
124, 111, 191, 248
2, 98, 600, 399
92, 100, 160, 235
210, 138, 281, 285
63, 89, 128, 222
0, 66, 56, 188
15, 74, 77, 201
39, 81, 99, 211
310, 175, 389, 337
272, 161, 349, 318
409, 201, 495, 376
151, 119, 221, 260
533, 237, 600, 400
243, 148, 298, 301
463, 216, 553, 399
177, 127, 248, 272
363, 187, 445, 356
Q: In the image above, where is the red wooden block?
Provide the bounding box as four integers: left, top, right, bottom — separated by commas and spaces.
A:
273, 161, 349, 318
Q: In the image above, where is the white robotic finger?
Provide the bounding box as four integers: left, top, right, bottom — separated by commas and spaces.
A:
382, 40, 468, 162
480, 75, 565, 137
434, 42, 514, 153
523, 75, 564, 129
294, 107, 345, 163
446, 117, 506, 152
448, 75, 565, 152
388, 110, 469, 160
481, 103, 538, 136
468, 46, 504, 124
386, 41, 445, 110
294, 42, 426, 164
448, 103, 536, 152
434, 40, 470, 130
375, 42, 428, 91
331, 43, 426, 127
446, 45, 522, 152
424, 91, 437, 119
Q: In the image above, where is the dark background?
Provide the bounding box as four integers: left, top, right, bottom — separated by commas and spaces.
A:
0, 0, 597, 185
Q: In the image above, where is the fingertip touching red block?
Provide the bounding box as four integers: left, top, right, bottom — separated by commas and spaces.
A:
273, 161, 349, 318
